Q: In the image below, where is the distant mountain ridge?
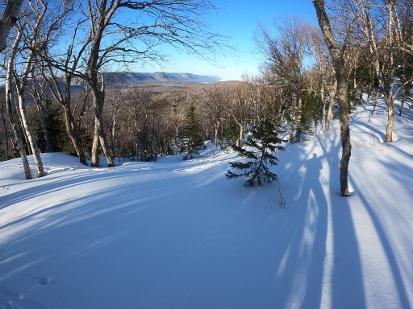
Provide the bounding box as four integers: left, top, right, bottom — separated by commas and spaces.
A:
0, 72, 221, 98
100, 72, 221, 86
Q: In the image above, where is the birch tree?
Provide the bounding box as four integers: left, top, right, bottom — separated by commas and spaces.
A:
0, 0, 24, 52
259, 19, 313, 142
12, 0, 48, 177
4, 31, 32, 179
313, 0, 359, 196
311, 29, 337, 132
355, 0, 404, 142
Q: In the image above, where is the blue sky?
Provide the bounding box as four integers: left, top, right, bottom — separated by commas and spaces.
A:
135, 0, 318, 80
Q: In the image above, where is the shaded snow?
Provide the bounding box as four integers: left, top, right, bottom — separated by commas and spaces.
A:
0, 101, 412, 308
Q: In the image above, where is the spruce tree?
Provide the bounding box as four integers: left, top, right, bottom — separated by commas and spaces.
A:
226, 118, 285, 186
35, 100, 67, 152
179, 105, 203, 160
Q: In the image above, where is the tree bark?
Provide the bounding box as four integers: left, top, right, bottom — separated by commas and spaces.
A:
90, 88, 113, 167
0, 0, 23, 52
5, 32, 32, 179
324, 80, 337, 132
321, 80, 326, 130
1, 113, 10, 159
91, 119, 100, 167
35, 100, 53, 152
6, 113, 32, 180
337, 75, 352, 196
295, 97, 303, 141
385, 89, 395, 142
11, 21, 45, 177
213, 121, 220, 153
63, 105, 87, 165
87, 12, 114, 167
232, 115, 244, 147
111, 112, 117, 157
371, 89, 380, 115
290, 95, 302, 142
16, 88, 45, 177
238, 122, 243, 147
313, 0, 352, 196
399, 89, 406, 116
289, 94, 297, 141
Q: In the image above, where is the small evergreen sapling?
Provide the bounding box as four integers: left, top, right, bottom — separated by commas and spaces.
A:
226, 118, 285, 186
179, 105, 203, 160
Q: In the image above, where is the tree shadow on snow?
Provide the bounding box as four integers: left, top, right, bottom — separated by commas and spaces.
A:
1, 133, 411, 308
269, 131, 368, 308
350, 177, 411, 309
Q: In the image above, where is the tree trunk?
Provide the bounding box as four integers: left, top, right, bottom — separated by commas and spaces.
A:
35, 100, 52, 152
321, 81, 326, 130
290, 95, 302, 142
16, 89, 45, 177
86, 17, 114, 167
367, 79, 374, 104
371, 89, 380, 115
91, 119, 100, 167
98, 113, 113, 166
7, 117, 32, 179
63, 105, 87, 165
359, 91, 364, 106
289, 95, 297, 141
111, 112, 117, 157
324, 80, 337, 132
5, 35, 32, 179
232, 115, 243, 147
1, 114, 10, 159
213, 122, 220, 154
385, 90, 394, 143
337, 75, 352, 196
238, 122, 243, 147
312, 0, 352, 196
0, 0, 24, 52
399, 92, 406, 116
90, 84, 114, 167
295, 97, 303, 140
5, 96, 32, 180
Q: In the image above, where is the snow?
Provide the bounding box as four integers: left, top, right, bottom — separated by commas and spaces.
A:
0, 101, 413, 308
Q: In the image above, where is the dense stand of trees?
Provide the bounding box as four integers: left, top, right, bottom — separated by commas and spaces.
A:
313, 0, 413, 195
1, 0, 412, 195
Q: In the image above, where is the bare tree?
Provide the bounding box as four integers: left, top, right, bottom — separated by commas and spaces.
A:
202, 84, 228, 151
11, 0, 48, 177
229, 84, 252, 147
313, 0, 359, 196
259, 19, 314, 142
4, 31, 32, 179
398, 0, 413, 55
355, 0, 405, 142
24, 0, 90, 164
40, 52, 89, 165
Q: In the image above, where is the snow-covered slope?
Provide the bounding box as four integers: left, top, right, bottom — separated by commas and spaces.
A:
0, 101, 412, 308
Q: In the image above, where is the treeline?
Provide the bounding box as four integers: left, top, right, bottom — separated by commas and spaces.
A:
0, 80, 321, 163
